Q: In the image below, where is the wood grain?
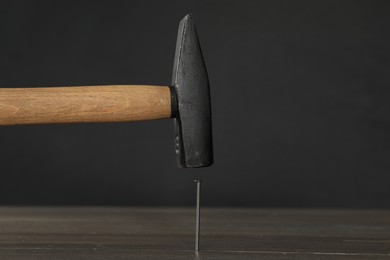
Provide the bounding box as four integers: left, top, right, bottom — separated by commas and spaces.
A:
0, 207, 389, 259
0, 85, 171, 125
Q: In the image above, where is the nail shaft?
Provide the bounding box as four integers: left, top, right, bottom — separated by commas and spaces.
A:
195, 179, 201, 252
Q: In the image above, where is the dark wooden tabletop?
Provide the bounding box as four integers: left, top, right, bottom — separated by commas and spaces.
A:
0, 207, 389, 259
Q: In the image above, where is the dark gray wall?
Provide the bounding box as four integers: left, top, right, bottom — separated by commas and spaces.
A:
0, 0, 389, 207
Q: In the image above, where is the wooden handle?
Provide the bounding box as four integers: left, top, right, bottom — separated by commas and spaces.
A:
0, 85, 172, 125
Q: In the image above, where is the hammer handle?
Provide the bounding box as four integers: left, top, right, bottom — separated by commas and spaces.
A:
0, 85, 172, 125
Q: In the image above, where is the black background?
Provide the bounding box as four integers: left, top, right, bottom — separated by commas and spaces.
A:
0, 1, 389, 208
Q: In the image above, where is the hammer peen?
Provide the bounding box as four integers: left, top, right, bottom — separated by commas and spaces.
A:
0, 14, 213, 168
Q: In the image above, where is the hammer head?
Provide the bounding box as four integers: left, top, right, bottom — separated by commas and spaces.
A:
171, 14, 213, 168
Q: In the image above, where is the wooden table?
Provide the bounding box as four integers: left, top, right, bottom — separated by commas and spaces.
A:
0, 207, 389, 259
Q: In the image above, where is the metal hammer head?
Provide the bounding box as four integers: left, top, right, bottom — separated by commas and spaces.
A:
171, 14, 213, 168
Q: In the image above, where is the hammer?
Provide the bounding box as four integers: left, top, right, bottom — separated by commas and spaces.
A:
0, 14, 213, 168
